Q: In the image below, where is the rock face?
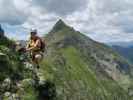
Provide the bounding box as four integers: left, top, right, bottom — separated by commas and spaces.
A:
0, 24, 4, 37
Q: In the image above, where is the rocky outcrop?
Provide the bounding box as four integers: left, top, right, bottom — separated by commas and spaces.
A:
0, 24, 4, 37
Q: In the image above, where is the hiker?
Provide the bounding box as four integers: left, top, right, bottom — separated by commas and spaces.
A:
26, 29, 45, 69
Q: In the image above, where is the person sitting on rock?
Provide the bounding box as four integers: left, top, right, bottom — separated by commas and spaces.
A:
26, 29, 45, 69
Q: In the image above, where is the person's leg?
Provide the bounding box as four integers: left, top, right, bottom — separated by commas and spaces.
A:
34, 53, 43, 69
31, 52, 39, 69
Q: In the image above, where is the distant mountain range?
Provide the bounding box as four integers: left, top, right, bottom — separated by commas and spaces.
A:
112, 45, 133, 64
109, 41, 133, 47
16, 40, 27, 47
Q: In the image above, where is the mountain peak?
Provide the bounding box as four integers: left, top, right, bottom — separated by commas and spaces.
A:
55, 19, 66, 27
51, 19, 69, 33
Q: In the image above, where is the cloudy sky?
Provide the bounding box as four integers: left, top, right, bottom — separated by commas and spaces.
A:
1, 0, 133, 43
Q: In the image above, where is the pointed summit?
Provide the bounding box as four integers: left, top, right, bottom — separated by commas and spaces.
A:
51, 19, 70, 33
56, 19, 66, 25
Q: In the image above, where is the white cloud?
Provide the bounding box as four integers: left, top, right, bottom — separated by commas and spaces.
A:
0, 0, 29, 25
1, 0, 133, 43
32, 0, 88, 15
64, 0, 133, 43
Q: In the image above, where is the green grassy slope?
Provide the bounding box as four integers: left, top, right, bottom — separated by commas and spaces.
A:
40, 46, 131, 100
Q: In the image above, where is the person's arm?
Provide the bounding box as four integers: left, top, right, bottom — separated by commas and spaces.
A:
26, 40, 31, 48
34, 39, 41, 48
27, 39, 41, 51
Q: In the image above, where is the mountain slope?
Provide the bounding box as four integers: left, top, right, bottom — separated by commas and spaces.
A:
39, 20, 133, 100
